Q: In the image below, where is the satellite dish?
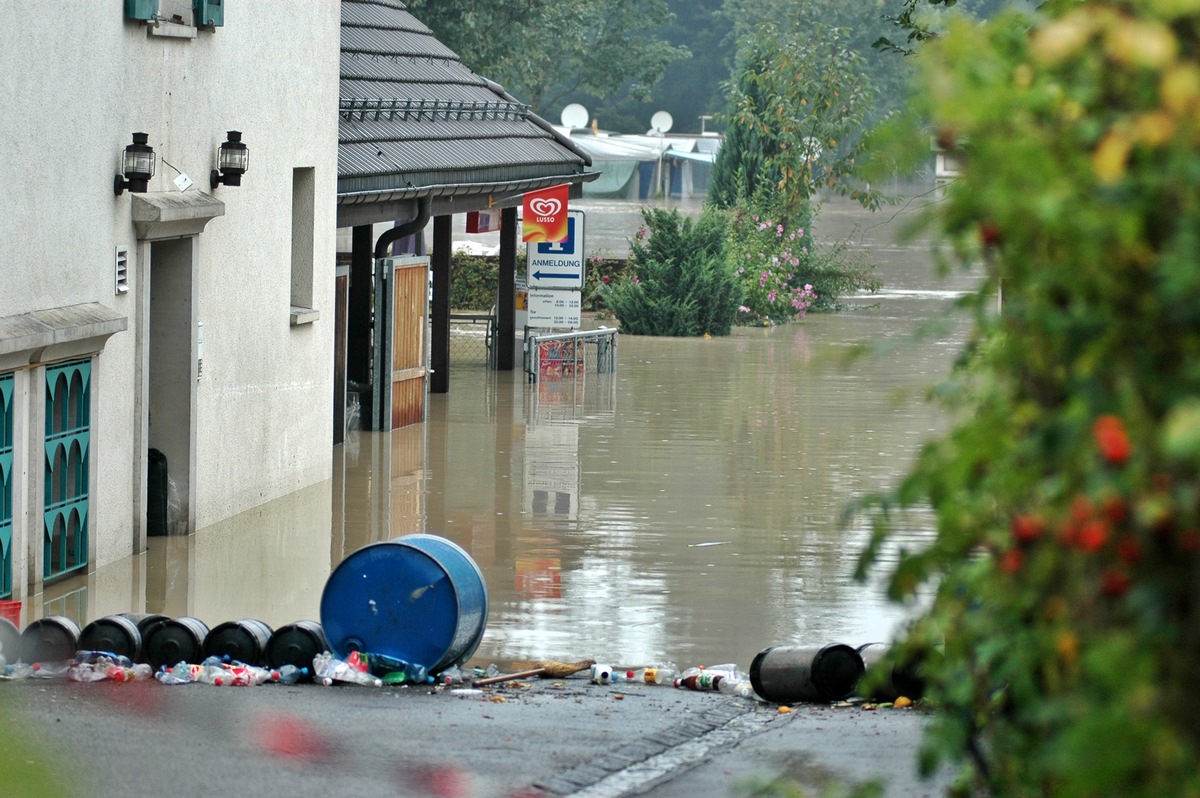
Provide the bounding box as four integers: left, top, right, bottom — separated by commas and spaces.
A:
650, 110, 674, 134
561, 103, 589, 129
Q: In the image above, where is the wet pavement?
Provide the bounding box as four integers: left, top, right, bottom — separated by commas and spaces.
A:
1, 674, 948, 798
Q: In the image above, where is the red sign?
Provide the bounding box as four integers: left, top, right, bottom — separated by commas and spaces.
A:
522, 184, 569, 243
466, 209, 501, 233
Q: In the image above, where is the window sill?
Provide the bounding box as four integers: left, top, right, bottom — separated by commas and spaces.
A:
290, 306, 319, 327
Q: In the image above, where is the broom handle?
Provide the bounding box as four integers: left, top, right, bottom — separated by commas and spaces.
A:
473, 667, 547, 686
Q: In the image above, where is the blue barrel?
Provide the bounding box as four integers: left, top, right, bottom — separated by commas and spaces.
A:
320, 534, 488, 675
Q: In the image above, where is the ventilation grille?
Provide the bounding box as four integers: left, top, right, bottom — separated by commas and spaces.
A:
115, 246, 129, 295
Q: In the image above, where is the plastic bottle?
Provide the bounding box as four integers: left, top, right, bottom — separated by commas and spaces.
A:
718, 676, 757, 699
358, 652, 432, 684
75, 651, 134, 669
30, 661, 71, 679
438, 666, 467, 686
195, 664, 232, 686
6, 662, 34, 680
272, 664, 308, 684
68, 662, 110, 682
312, 652, 382, 687
619, 663, 678, 685
674, 666, 742, 691
105, 664, 153, 683
156, 662, 200, 685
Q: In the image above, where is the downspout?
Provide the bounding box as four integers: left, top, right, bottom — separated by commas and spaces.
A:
373, 196, 432, 260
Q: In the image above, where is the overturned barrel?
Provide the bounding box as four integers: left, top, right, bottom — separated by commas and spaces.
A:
120, 612, 171, 642
0, 615, 21, 661
320, 534, 488, 675
144, 616, 210, 670
857, 642, 935, 702
266, 620, 327, 675
749, 643, 865, 704
79, 615, 143, 662
203, 618, 273, 666
20, 615, 82, 663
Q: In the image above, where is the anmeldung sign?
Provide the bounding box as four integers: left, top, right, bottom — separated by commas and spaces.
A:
527, 210, 585, 290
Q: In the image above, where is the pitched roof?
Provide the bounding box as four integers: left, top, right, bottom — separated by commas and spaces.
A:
339, 0, 596, 214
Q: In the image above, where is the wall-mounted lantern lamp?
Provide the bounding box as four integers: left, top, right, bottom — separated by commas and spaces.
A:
210, 130, 249, 189
114, 132, 156, 195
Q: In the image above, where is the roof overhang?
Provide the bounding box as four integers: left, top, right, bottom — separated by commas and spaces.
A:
336, 171, 601, 228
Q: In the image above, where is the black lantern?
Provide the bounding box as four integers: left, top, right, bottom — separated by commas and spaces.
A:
210, 130, 249, 189
114, 132, 156, 195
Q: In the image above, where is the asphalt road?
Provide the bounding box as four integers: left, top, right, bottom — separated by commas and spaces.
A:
1, 674, 950, 798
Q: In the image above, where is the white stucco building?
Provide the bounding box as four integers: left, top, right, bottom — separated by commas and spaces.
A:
0, 2, 341, 601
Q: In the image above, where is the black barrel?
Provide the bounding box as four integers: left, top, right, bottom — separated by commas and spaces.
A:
202, 618, 273, 666
856, 642, 933, 702
120, 612, 171, 643
0, 616, 21, 662
144, 616, 210, 670
20, 615, 82, 663
749, 643, 865, 704
79, 615, 143, 662
265, 620, 327, 674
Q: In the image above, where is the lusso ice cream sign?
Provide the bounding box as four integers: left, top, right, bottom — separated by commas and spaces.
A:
522, 184, 570, 243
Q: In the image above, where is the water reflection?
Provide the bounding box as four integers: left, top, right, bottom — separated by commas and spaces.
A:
35, 192, 977, 670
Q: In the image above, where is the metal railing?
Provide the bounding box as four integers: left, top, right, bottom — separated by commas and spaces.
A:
523, 328, 618, 383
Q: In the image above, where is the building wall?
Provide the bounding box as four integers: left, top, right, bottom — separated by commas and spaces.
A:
0, 3, 340, 587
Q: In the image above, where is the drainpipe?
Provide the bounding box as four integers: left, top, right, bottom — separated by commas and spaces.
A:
374, 196, 432, 260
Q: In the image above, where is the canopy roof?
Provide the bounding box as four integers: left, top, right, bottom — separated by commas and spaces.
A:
339, 0, 597, 225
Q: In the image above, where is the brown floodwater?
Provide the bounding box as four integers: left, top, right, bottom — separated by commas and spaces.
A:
33, 189, 980, 671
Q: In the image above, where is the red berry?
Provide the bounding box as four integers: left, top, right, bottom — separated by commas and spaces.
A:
1116, 535, 1142, 564
999, 548, 1025, 574
1076, 519, 1110, 553
1100, 567, 1131, 597
1092, 415, 1132, 465
1011, 514, 1045, 544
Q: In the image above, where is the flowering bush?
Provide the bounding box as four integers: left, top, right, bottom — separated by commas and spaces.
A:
732, 215, 817, 325
858, 4, 1200, 797
580, 253, 629, 314
726, 199, 879, 322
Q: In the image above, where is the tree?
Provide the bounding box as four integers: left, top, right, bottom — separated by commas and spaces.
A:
858, 3, 1200, 796
710, 14, 883, 220
404, 0, 690, 114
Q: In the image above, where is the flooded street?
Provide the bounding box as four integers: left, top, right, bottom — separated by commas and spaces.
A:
36, 188, 979, 670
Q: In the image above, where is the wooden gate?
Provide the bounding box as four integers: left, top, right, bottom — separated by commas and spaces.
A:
373, 256, 429, 430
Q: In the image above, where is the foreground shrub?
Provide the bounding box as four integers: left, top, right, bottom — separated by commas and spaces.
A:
859, 4, 1200, 797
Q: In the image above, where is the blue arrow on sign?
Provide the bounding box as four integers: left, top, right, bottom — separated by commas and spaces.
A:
533, 271, 577, 280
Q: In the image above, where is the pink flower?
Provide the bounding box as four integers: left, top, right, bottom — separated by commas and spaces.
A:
758, 223, 769, 231
768, 290, 777, 302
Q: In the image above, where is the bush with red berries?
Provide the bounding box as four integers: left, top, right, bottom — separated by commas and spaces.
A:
859, 3, 1200, 796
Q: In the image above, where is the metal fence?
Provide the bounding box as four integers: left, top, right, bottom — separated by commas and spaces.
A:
446, 313, 495, 367
523, 328, 619, 383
